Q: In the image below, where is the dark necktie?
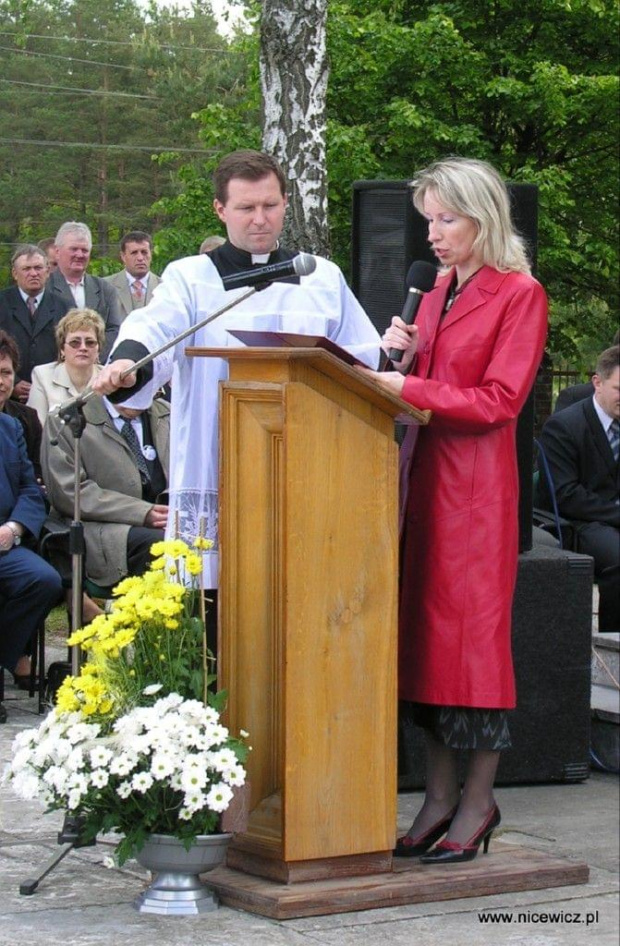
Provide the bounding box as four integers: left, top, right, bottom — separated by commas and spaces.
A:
27, 296, 37, 319
120, 419, 150, 482
609, 419, 620, 463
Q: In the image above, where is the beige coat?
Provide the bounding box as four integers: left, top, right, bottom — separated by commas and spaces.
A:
41, 396, 171, 586
27, 361, 103, 427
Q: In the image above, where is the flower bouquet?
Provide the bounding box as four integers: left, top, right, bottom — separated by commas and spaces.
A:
6, 539, 249, 866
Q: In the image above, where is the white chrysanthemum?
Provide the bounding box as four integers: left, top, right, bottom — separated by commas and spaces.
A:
91, 769, 110, 788
169, 771, 183, 791
67, 772, 88, 794
66, 722, 99, 745
150, 753, 176, 779
11, 729, 38, 751
112, 716, 143, 739
180, 763, 207, 792
178, 807, 193, 821
10, 747, 33, 773
43, 765, 69, 793
223, 765, 246, 787
207, 724, 229, 746
142, 683, 163, 696
64, 748, 85, 773
209, 748, 238, 772
67, 788, 83, 810
158, 692, 184, 710
205, 783, 233, 812
116, 781, 132, 799
90, 746, 113, 768
12, 771, 41, 800
183, 789, 207, 813
110, 754, 137, 777
131, 772, 154, 793
49, 738, 73, 764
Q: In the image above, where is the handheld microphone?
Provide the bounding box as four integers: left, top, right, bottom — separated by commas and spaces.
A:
388, 260, 437, 363
222, 252, 317, 291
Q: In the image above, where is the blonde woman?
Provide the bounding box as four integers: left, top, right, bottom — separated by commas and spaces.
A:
363, 158, 548, 864
27, 308, 104, 425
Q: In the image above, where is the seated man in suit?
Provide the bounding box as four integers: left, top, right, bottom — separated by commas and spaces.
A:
48, 222, 121, 362
538, 345, 620, 631
41, 393, 170, 591
0, 245, 71, 404
104, 231, 161, 321
0, 412, 62, 721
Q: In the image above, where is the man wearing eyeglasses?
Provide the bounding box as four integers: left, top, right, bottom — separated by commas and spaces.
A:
0, 245, 72, 403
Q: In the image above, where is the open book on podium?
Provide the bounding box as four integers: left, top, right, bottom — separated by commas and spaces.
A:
227, 329, 426, 425
228, 329, 369, 368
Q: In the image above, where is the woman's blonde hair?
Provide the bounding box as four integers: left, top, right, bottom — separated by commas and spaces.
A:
55, 308, 106, 360
411, 157, 531, 274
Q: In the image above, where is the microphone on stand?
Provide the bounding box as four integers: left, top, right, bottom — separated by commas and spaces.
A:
387, 260, 437, 363
222, 252, 317, 291
52, 281, 265, 421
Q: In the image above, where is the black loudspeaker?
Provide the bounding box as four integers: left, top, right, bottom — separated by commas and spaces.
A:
351, 179, 539, 552
398, 545, 593, 788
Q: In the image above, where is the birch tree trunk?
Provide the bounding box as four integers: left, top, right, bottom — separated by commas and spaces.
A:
260, 0, 330, 256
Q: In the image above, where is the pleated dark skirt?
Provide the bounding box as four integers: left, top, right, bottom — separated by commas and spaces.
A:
411, 703, 512, 751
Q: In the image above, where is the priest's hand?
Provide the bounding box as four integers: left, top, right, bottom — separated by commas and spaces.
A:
92, 360, 138, 395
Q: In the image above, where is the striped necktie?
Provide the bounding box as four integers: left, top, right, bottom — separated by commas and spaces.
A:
609, 419, 620, 463
121, 419, 150, 482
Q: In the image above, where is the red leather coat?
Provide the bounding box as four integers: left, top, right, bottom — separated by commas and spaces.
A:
398, 266, 548, 708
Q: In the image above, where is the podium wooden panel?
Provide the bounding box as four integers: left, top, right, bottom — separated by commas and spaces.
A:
188, 347, 429, 883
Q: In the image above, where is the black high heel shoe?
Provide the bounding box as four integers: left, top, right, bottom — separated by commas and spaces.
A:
420, 804, 501, 864
393, 804, 459, 857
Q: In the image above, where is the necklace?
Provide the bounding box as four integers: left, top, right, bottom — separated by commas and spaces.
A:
443, 267, 483, 314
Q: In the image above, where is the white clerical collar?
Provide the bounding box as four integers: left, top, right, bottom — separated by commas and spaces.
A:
251, 240, 279, 265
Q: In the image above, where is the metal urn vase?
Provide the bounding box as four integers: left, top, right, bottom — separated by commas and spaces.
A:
133, 832, 232, 915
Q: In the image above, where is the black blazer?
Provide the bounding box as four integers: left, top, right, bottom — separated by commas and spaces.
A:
0, 285, 71, 382
538, 396, 620, 528
2, 399, 42, 481
48, 270, 122, 361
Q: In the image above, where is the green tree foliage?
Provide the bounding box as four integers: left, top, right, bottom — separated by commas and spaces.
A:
325, 0, 619, 362
0, 0, 244, 277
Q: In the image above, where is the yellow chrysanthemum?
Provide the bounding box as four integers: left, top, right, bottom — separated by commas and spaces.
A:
185, 554, 203, 575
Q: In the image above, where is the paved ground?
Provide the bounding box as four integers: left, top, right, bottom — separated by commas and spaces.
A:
1, 681, 618, 946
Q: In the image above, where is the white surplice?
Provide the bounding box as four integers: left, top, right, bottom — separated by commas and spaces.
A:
110, 252, 382, 587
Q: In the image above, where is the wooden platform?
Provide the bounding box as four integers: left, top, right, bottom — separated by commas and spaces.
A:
206, 844, 589, 919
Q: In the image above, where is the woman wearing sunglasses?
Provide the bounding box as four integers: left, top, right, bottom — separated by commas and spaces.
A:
27, 308, 105, 425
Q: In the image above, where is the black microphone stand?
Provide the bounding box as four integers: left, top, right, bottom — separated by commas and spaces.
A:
19, 285, 259, 896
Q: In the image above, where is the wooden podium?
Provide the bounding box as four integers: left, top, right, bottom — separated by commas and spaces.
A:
188, 346, 429, 884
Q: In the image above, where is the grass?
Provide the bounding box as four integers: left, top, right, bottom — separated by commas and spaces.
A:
46, 606, 70, 644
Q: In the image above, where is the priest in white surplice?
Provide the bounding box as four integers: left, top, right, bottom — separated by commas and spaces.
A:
93, 150, 381, 589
